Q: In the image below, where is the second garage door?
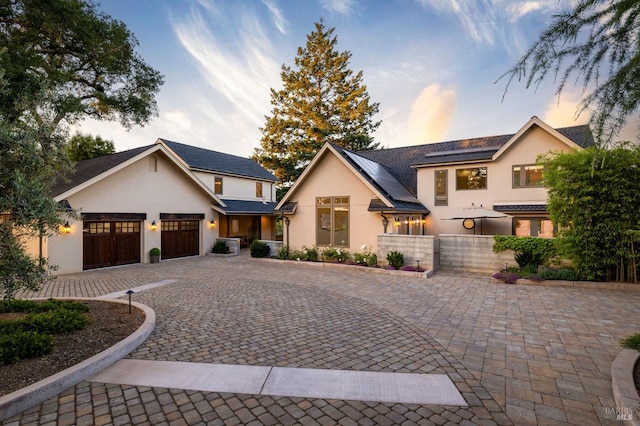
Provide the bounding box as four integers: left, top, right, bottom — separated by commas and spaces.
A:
161, 217, 201, 259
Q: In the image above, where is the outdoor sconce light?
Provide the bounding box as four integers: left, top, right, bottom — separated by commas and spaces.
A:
60, 221, 71, 234
150, 220, 157, 231
208, 219, 216, 229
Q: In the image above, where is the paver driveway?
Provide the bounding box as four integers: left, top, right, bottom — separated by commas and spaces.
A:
3, 254, 640, 425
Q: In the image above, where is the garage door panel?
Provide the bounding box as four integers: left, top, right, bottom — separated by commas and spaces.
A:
83, 221, 141, 270
161, 220, 199, 259
83, 234, 112, 270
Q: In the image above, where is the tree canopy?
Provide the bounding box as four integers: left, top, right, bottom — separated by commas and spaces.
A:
501, 0, 640, 145
253, 21, 381, 192
540, 145, 640, 282
66, 133, 115, 161
0, 0, 164, 131
0, 0, 163, 300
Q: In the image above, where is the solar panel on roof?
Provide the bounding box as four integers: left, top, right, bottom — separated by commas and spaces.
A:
343, 150, 417, 203
424, 146, 499, 157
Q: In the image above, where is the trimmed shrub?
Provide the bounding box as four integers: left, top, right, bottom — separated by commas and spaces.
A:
386, 250, 405, 270
539, 267, 579, 281
211, 239, 230, 254
250, 240, 270, 258
22, 309, 90, 334
0, 331, 54, 365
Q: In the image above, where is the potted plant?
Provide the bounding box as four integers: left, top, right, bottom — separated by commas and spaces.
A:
150, 247, 161, 263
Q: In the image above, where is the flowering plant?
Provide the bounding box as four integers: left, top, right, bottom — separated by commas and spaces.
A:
321, 246, 351, 263
353, 244, 378, 267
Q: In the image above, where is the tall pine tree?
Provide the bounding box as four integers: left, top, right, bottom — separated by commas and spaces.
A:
253, 21, 380, 193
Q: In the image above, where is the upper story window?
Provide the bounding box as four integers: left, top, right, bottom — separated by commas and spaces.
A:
456, 167, 487, 190
256, 182, 263, 198
434, 170, 448, 206
513, 164, 544, 188
214, 177, 223, 194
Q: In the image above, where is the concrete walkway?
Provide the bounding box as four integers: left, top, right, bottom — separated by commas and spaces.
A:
3, 254, 640, 425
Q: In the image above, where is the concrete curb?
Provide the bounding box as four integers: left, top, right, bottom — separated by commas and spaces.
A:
489, 277, 640, 291
0, 298, 155, 422
612, 348, 640, 426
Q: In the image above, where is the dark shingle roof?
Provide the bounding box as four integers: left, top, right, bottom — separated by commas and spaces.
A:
217, 200, 277, 215
274, 201, 297, 214
494, 204, 547, 213
51, 145, 155, 198
357, 124, 594, 193
160, 139, 277, 181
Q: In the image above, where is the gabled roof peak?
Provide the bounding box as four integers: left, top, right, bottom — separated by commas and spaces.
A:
157, 139, 277, 182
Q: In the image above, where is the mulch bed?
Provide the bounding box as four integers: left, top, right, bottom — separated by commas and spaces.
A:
0, 300, 145, 397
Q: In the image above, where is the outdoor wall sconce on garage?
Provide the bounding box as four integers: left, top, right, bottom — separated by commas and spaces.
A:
150, 220, 157, 231
60, 221, 71, 234
208, 219, 216, 229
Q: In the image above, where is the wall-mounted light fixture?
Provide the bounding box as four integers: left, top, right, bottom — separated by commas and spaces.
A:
208, 219, 216, 229
60, 221, 71, 234
150, 220, 157, 231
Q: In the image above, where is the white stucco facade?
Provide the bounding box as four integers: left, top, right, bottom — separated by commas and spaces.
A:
44, 147, 220, 274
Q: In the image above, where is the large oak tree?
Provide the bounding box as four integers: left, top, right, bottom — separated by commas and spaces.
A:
253, 21, 380, 193
0, 0, 163, 300
0, 0, 164, 130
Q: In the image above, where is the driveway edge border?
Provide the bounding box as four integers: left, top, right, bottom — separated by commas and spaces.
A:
612, 348, 640, 426
0, 298, 155, 422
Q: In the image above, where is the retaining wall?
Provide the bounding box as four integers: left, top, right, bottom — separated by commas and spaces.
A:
377, 234, 435, 270
438, 234, 515, 273
376, 234, 516, 274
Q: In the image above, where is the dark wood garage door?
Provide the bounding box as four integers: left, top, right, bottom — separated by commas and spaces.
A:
161, 220, 200, 259
83, 221, 141, 270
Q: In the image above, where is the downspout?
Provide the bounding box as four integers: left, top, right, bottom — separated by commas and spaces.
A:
381, 213, 389, 234
284, 215, 290, 255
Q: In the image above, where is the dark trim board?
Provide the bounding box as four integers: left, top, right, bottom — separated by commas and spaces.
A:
82, 213, 147, 221
160, 213, 205, 220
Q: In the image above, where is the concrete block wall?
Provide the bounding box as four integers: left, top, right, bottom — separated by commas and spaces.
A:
377, 234, 435, 270
439, 234, 515, 273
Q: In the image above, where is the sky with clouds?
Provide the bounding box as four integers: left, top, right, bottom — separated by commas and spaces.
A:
76, 0, 638, 157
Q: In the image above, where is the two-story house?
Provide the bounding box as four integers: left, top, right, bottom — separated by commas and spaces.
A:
39, 140, 278, 274
275, 117, 594, 253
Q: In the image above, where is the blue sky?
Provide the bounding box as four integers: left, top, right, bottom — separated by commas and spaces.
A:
75, 0, 635, 157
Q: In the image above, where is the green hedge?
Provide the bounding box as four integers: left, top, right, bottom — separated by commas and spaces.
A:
0, 331, 55, 365
0, 299, 91, 365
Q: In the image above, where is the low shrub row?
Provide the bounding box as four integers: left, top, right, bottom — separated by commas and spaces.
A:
0, 299, 91, 365
270, 245, 425, 272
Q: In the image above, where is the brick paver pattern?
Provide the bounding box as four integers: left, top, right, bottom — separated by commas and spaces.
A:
4, 254, 640, 425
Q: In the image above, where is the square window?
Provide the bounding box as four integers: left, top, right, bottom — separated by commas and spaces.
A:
513, 164, 545, 188
456, 167, 487, 190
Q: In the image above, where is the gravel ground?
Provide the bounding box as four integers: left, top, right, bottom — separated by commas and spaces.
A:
0, 300, 145, 397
